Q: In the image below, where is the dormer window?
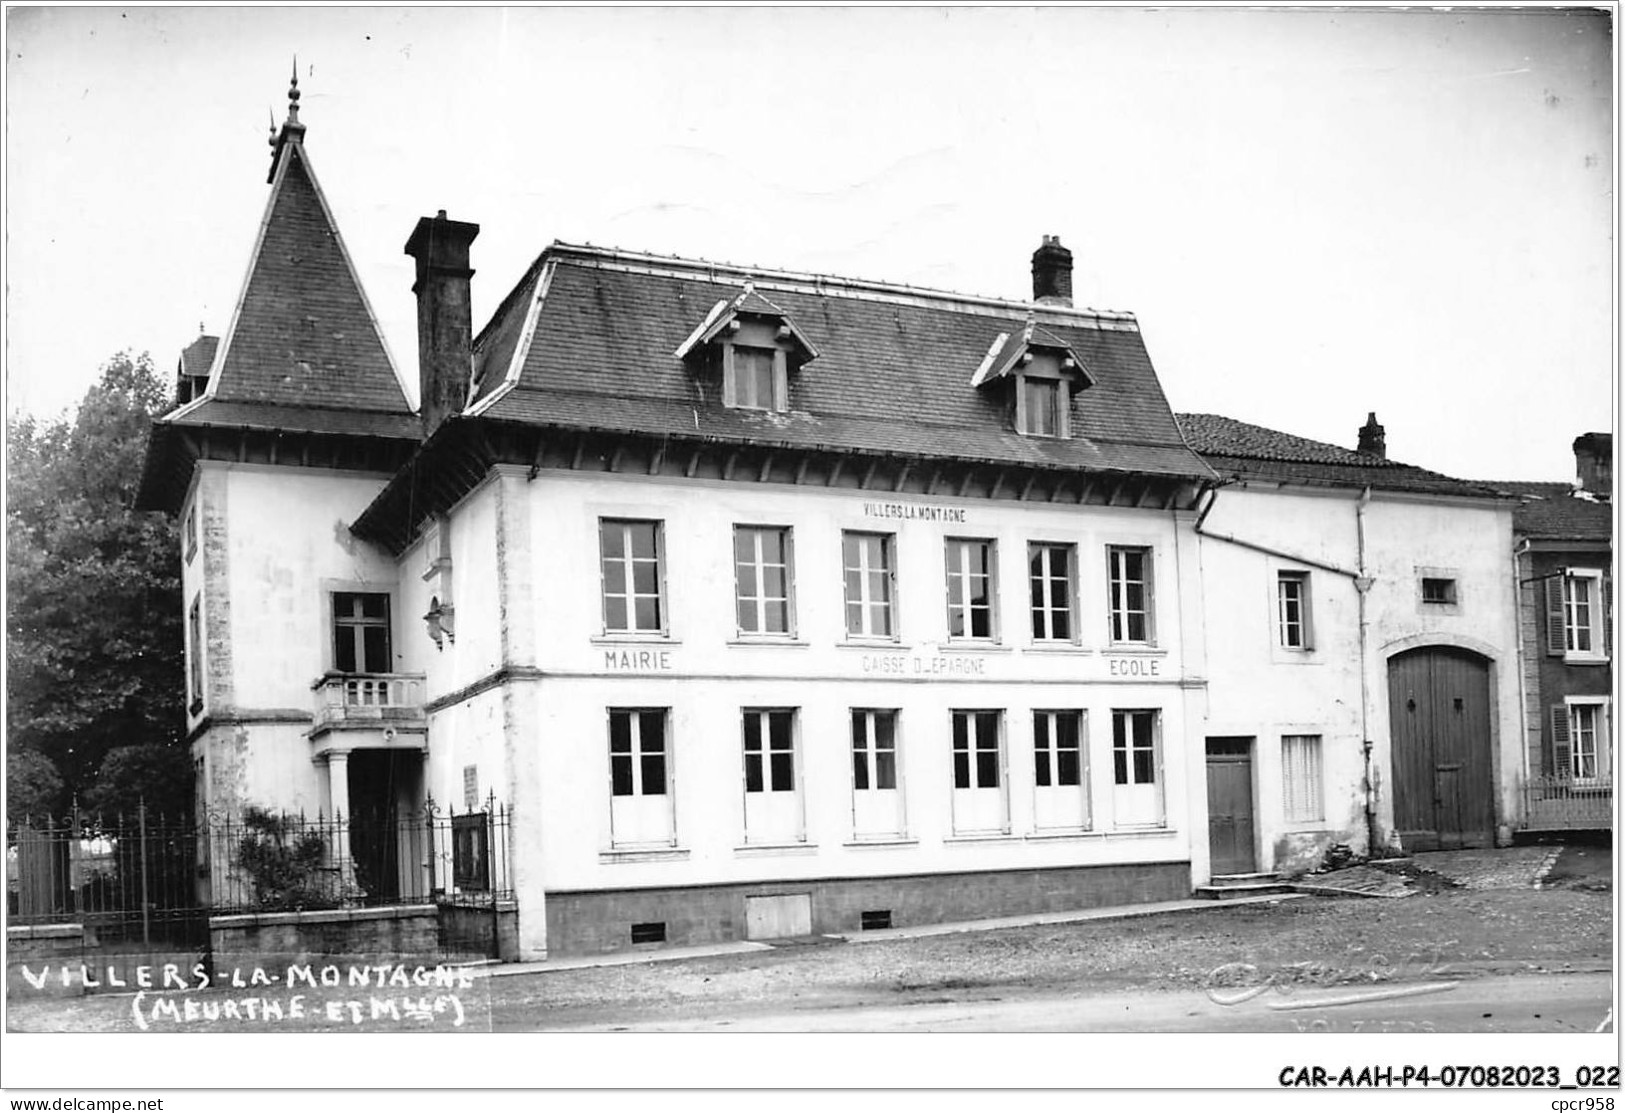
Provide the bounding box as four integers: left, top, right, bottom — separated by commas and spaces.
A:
674, 282, 819, 414
727, 343, 785, 412
970, 318, 1093, 440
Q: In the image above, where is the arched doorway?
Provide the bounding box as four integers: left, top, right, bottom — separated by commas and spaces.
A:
1386, 646, 1494, 850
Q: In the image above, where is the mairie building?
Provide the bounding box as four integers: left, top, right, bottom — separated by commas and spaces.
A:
138, 85, 1541, 960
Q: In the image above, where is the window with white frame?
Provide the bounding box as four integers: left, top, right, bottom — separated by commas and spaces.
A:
1029, 542, 1076, 642
608, 708, 673, 847
600, 519, 665, 635
742, 709, 802, 843
1111, 709, 1164, 826
1033, 709, 1089, 830
1548, 569, 1610, 661
1277, 571, 1312, 650
1281, 734, 1324, 823
945, 538, 997, 640
1107, 546, 1155, 645
842, 531, 896, 639
850, 709, 904, 839
734, 525, 794, 636
1553, 699, 1611, 783
950, 709, 1007, 834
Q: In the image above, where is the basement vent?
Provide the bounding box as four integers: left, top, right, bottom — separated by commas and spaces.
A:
630, 921, 666, 945
860, 910, 892, 931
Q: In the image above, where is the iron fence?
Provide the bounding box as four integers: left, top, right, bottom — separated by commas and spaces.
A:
1521, 775, 1613, 831
8, 805, 206, 949
8, 797, 512, 930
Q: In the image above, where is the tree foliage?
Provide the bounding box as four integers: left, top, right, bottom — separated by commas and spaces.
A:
6, 747, 65, 827
7, 351, 185, 799
81, 744, 194, 822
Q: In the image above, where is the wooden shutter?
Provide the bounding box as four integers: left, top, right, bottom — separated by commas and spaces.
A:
721, 343, 736, 408
1551, 704, 1572, 779
1302, 574, 1315, 652
1144, 548, 1157, 645
1604, 574, 1613, 659
1545, 574, 1567, 656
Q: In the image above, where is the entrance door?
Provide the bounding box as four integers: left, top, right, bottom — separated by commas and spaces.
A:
348, 750, 421, 903
1205, 738, 1257, 874
1387, 648, 1494, 850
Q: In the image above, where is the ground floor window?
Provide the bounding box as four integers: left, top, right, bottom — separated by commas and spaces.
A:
743, 709, 802, 843
1112, 709, 1164, 827
1281, 734, 1324, 823
1033, 710, 1088, 830
1555, 700, 1612, 782
951, 710, 1007, 834
608, 708, 673, 846
851, 709, 905, 839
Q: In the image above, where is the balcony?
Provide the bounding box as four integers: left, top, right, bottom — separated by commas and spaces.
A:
309, 672, 427, 747
1521, 775, 1613, 832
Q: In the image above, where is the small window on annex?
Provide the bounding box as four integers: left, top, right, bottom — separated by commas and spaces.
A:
333, 592, 391, 673
1421, 577, 1457, 606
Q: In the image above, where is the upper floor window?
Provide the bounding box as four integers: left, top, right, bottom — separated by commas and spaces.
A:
187, 595, 205, 714
843, 531, 896, 640
184, 505, 198, 564
1029, 542, 1077, 642
1277, 571, 1312, 650
1547, 569, 1610, 662
1107, 545, 1155, 645
600, 519, 665, 635
734, 525, 794, 637
945, 538, 997, 640
333, 592, 391, 673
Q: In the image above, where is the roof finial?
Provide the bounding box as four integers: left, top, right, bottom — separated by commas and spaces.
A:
267, 108, 277, 148
287, 57, 301, 125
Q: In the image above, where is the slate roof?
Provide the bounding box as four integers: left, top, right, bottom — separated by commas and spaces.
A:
1176, 412, 1505, 499
169, 139, 412, 436
466, 245, 1212, 479
1481, 480, 1612, 542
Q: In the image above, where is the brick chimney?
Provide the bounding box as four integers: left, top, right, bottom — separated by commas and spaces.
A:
1573, 432, 1612, 497
1031, 235, 1073, 307
404, 210, 481, 437
1357, 412, 1386, 458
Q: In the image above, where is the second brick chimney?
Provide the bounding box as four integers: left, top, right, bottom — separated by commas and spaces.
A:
1573, 432, 1612, 497
404, 210, 481, 438
1357, 412, 1386, 458
1031, 235, 1073, 307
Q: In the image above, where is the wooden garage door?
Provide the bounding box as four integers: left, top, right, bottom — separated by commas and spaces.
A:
1387, 647, 1494, 851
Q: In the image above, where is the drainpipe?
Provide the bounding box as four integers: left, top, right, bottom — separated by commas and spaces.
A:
1355, 487, 1377, 857
1512, 538, 1533, 821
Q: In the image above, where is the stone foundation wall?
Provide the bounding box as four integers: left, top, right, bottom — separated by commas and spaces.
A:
545, 860, 1190, 956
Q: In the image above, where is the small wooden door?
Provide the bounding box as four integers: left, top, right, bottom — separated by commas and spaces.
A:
745, 894, 812, 940
1388, 647, 1493, 850
1206, 738, 1257, 875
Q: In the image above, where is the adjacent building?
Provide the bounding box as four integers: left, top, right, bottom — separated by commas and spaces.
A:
1494, 434, 1613, 832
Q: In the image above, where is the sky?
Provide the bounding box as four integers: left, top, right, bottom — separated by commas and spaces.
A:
4, 5, 1615, 482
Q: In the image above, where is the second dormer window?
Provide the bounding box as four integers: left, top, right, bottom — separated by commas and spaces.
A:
730, 345, 782, 411
1021, 377, 1064, 437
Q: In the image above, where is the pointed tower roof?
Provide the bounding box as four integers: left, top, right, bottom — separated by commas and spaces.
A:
166, 68, 416, 436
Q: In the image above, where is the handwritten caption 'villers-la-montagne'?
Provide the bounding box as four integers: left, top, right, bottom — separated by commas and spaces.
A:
14, 962, 479, 1029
